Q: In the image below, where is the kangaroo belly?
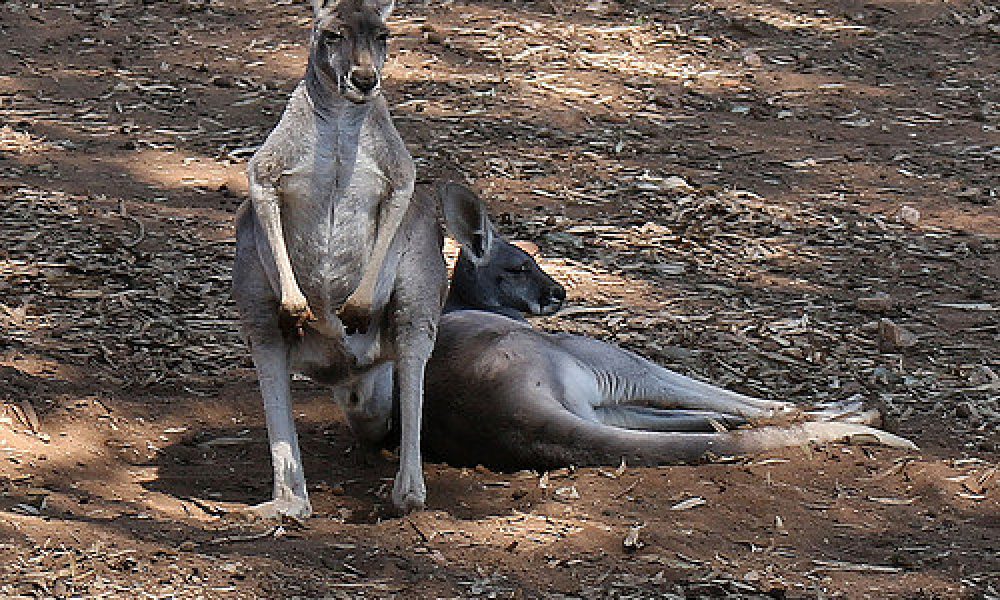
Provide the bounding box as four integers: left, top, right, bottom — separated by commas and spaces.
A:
421, 328, 592, 470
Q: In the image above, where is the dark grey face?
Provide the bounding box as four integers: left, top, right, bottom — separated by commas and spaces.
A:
451, 238, 566, 317
440, 181, 566, 318
312, 0, 392, 104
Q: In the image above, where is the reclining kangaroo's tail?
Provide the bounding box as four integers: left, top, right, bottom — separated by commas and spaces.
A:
516, 408, 918, 470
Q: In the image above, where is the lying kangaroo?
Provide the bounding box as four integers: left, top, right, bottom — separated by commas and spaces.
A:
355, 184, 917, 470
232, 0, 444, 517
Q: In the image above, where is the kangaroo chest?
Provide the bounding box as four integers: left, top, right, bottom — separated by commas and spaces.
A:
278, 130, 390, 318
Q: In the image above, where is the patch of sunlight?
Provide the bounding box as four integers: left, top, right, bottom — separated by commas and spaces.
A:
0, 126, 59, 154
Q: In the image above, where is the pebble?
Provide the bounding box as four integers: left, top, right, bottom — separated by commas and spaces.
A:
878, 318, 917, 351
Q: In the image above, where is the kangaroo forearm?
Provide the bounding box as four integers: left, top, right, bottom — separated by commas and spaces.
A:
353, 186, 412, 300
249, 181, 301, 302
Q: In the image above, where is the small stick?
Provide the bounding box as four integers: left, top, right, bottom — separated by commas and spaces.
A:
614, 477, 642, 499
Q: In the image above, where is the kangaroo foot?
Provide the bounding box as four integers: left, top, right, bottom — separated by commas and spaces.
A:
246, 496, 313, 520
390, 468, 426, 515
798, 422, 918, 451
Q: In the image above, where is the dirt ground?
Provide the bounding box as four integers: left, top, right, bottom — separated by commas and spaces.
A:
1, 0, 998, 597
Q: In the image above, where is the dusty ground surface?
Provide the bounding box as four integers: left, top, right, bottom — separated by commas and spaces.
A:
1, 0, 998, 597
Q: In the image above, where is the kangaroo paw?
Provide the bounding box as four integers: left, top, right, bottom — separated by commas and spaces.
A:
338, 299, 372, 334
390, 469, 426, 515
278, 298, 315, 336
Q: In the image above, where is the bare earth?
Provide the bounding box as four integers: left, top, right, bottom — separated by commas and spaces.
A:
0, 0, 997, 598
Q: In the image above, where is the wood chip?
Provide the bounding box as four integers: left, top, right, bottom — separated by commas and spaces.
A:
669, 497, 707, 511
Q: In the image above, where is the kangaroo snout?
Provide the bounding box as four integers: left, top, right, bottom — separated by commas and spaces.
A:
349, 66, 379, 94
539, 282, 566, 315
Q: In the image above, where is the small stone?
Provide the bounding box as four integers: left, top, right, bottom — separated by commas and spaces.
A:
857, 292, 893, 313
878, 319, 917, 352
742, 50, 763, 67
955, 402, 979, 420
898, 205, 920, 226
421, 25, 444, 45
658, 175, 692, 191
623, 524, 643, 553
661, 346, 698, 361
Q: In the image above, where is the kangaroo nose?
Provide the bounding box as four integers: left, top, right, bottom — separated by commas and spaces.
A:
350, 67, 378, 93
542, 284, 566, 311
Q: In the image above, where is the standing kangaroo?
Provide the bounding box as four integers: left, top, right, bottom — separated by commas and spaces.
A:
356, 184, 917, 470
232, 0, 444, 517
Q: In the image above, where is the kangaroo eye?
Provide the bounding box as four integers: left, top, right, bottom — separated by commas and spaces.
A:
507, 263, 531, 274
376, 30, 390, 42
324, 30, 345, 42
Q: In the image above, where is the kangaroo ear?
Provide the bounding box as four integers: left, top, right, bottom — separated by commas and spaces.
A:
365, 0, 395, 19
440, 183, 493, 265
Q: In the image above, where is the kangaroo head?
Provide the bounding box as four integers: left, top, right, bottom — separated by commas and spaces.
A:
309, 0, 394, 104
440, 183, 566, 318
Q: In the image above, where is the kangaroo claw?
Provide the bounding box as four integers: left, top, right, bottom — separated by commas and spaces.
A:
806, 397, 883, 426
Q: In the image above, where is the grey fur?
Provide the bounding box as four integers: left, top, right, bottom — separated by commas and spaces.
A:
232, 0, 444, 517
367, 185, 918, 469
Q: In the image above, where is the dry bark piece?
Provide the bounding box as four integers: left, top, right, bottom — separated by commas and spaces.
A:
856, 292, 893, 313
669, 496, 706, 511
554, 485, 580, 500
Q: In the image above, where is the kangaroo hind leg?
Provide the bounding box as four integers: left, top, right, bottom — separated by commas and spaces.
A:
553, 333, 792, 418
594, 406, 748, 432
247, 335, 313, 519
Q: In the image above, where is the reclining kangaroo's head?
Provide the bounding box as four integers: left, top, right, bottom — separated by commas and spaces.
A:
309, 0, 394, 104
440, 183, 566, 319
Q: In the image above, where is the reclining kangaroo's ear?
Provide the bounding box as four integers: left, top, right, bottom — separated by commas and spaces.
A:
440, 182, 493, 265
364, 0, 395, 19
